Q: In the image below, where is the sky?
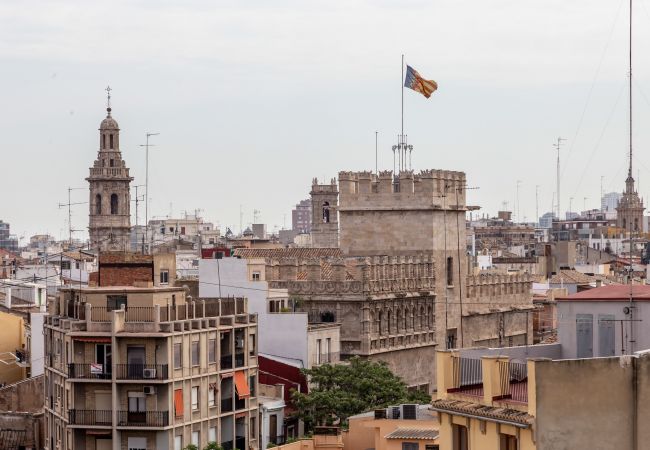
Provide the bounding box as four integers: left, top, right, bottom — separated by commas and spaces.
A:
3, 0, 650, 242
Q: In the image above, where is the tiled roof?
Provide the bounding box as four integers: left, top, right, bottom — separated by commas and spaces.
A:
549, 269, 596, 285
233, 248, 342, 259
384, 428, 439, 440
431, 399, 534, 426
557, 284, 650, 302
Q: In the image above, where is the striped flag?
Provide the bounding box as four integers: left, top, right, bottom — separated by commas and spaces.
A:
404, 65, 438, 98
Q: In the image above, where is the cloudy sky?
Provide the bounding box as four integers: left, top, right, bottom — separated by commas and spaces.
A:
3, 0, 650, 241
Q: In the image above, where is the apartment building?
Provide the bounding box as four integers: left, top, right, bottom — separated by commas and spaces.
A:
43, 284, 259, 450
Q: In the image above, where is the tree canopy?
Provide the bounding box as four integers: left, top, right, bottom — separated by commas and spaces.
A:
291, 357, 431, 429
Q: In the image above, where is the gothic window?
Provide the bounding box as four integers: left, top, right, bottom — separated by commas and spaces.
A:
427, 306, 433, 328
419, 306, 426, 330
110, 194, 118, 215
95, 194, 102, 215
387, 310, 392, 334
378, 311, 383, 335
322, 202, 330, 223
397, 309, 403, 332
109, 134, 114, 149
635, 218, 639, 231
109, 159, 114, 167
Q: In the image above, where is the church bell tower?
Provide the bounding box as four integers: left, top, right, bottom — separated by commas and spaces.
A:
86, 87, 133, 251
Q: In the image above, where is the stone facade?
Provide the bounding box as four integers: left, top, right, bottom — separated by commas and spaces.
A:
616, 172, 644, 232
86, 105, 133, 252
310, 178, 339, 248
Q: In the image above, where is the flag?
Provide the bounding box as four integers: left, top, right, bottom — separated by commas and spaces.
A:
404, 65, 438, 98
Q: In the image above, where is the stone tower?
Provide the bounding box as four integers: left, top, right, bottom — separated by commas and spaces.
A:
86, 96, 133, 251
616, 171, 645, 233
310, 178, 339, 248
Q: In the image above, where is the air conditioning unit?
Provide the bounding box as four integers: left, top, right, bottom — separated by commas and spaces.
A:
143, 368, 157, 379
402, 404, 417, 420
389, 406, 400, 419
144, 386, 156, 395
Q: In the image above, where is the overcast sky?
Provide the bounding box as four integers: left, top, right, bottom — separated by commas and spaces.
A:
3, 0, 650, 241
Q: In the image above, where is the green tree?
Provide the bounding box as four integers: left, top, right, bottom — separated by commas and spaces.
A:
291, 357, 430, 429
183, 445, 198, 450
204, 443, 223, 450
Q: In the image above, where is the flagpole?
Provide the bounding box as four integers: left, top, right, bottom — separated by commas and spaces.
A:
401, 54, 405, 172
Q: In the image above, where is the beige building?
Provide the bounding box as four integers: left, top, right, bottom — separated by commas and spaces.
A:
431, 347, 650, 450
44, 285, 259, 450
86, 100, 133, 252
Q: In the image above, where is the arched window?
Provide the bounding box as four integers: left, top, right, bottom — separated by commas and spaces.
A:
387, 310, 392, 335
397, 309, 403, 332
102, 134, 106, 149
404, 308, 409, 331
427, 306, 433, 328
110, 194, 118, 215
378, 311, 383, 335
322, 202, 330, 223
95, 194, 102, 215
419, 306, 426, 330
623, 218, 627, 230
635, 218, 639, 231
109, 134, 114, 149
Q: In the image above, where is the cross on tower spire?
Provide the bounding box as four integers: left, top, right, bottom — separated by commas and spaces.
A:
105, 85, 112, 114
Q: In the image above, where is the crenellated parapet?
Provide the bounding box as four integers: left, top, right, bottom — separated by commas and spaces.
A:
266, 254, 436, 295
337, 169, 467, 209
465, 271, 532, 301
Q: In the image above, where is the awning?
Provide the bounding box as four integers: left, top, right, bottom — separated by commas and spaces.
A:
174, 389, 184, 417
234, 370, 250, 399
73, 337, 111, 343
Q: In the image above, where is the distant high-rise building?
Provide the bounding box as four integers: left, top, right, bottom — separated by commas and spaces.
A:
538, 212, 555, 228
0, 220, 18, 251
601, 192, 622, 213
291, 199, 311, 233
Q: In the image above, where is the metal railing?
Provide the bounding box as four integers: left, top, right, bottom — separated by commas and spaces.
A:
115, 364, 168, 380
68, 409, 112, 426
500, 360, 528, 403
451, 357, 483, 396
68, 363, 111, 380
117, 410, 169, 427
15, 349, 29, 363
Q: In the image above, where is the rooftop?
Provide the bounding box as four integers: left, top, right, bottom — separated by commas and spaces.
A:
549, 269, 597, 285
431, 399, 534, 427
233, 248, 342, 259
384, 428, 439, 440
557, 284, 650, 302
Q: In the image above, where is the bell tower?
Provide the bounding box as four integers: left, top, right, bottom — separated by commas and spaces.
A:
86, 87, 133, 251
310, 177, 339, 248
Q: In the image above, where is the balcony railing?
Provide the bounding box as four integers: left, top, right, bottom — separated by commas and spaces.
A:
450, 357, 483, 397
498, 360, 528, 403
117, 410, 169, 427
115, 364, 168, 380
68, 409, 112, 426
221, 398, 233, 413
15, 349, 29, 364
68, 363, 111, 380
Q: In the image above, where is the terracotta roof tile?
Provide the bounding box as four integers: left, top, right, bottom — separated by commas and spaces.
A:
557, 284, 650, 302
431, 399, 534, 426
549, 269, 596, 285
384, 428, 439, 440
233, 248, 341, 259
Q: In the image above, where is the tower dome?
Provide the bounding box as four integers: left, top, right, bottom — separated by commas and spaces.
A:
99, 108, 119, 130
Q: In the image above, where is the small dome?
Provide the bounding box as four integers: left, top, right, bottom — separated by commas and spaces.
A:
100, 108, 119, 130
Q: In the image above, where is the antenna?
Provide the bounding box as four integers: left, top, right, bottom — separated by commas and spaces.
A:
58, 187, 86, 247
516, 180, 522, 223
139, 132, 160, 254
375, 131, 379, 175
535, 185, 540, 227
553, 137, 566, 220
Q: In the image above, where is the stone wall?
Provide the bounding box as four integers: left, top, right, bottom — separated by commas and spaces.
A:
0, 375, 43, 412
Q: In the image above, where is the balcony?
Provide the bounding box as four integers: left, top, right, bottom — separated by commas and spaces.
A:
68, 363, 111, 380
15, 349, 29, 367
115, 364, 168, 380
234, 352, 245, 368
68, 409, 112, 426
117, 410, 169, 427
235, 397, 246, 411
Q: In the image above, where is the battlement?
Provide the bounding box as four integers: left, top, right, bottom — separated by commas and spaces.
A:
338, 169, 467, 209
266, 254, 436, 295
465, 272, 532, 301
311, 177, 338, 192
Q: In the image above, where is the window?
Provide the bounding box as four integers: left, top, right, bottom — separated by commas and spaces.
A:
107, 295, 127, 311
249, 375, 256, 397
174, 343, 182, 369
208, 339, 216, 363
160, 270, 169, 285
208, 427, 216, 443
425, 446, 439, 450
109, 134, 114, 149
322, 202, 330, 223
402, 443, 419, 450
181, 226, 186, 235
174, 436, 182, 450
452, 424, 468, 450
95, 194, 102, 214
208, 386, 216, 406
446, 256, 454, 286
191, 386, 199, 410
128, 392, 146, 412
191, 341, 199, 366
102, 134, 106, 149
127, 437, 147, 450
252, 271, 261, 281
500, 434, 517, 450
250, 417, 256, 438
326, 338, 331, 363
249, 333, 256, 356
61, 260, 71, 270
109, 158, 114, 167
316, 339, 322, 364
191, 431, 199, 446
110, 193, 118, 215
